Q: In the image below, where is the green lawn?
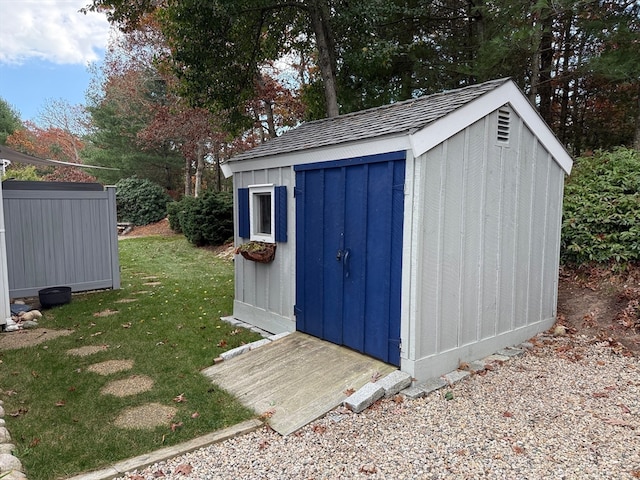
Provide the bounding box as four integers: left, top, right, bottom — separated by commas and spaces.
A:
0, 236, 261, 480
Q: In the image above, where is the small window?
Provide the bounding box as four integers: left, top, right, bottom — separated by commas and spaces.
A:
249, 184, 275, 242
497, 107, 510, 143
238, 185, 287, 242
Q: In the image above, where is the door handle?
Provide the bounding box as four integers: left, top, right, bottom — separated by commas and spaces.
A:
343, 248, 351, 278
336, 249, 342, 261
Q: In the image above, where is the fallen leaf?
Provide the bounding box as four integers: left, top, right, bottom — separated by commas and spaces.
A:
618, 404, 631, 414
258, 438, 269, 450
344, 388, 356, 396
31, 370, 39, 378
174, 463, 193, 475
217, 339, 227, 348
604, 418, 634, 428
152, 470, 165, 477
29, 438, 40, 448
230, 328, 241, 335
359, 464, 377, 474
10, 408, 27, 417
55, 400, 65, 407
90, 331, 104, 337
592, 392, 609, 398
173, 393, 187, 403
259, 408, 275, 419
371, 371, 381, 382
122, 322, 132, 329
393, 395, 404, 404
512, 445, 525, 454
68, 386, 76, 392
503, 411, 514, 418
128, 475, 145, 480
170, 421, 183, 432
191, 411, 200, 419
312, 424, 327, 434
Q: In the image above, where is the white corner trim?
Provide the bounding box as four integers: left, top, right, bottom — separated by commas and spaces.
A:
409, 81, 573, 175
220, 161, 233, 178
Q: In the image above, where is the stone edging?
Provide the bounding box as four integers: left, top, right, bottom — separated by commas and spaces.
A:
0, 400, 27, 480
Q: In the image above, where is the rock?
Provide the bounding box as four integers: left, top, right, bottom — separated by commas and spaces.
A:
0, 427, 11, 443
0, 453, 22, 473
21, 321, 39, 329
0, 444, 16, 455
553, 325, 567, 336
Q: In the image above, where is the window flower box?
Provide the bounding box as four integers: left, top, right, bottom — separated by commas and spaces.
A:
235, 241, 276, 263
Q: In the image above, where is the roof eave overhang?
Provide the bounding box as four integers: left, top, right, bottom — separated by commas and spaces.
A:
222, 133, 411, 176
410, 80, 573, 175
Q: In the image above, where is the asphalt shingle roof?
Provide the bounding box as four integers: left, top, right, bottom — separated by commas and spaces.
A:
230, 78, 510, 162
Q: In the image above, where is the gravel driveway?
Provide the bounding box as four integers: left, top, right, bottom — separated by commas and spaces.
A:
118, 334, 639, 479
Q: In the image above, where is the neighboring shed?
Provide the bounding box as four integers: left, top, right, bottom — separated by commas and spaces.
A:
1, 180, 120, 299
221, 78, 572, 383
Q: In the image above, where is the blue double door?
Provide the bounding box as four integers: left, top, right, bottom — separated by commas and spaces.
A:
294, 152, 406, 366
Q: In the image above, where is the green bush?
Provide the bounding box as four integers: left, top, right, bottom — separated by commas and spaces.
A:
167, 195, 198, 233
170, 191, 234, 246
115, 176, 172, 226
561, 147, 640, 265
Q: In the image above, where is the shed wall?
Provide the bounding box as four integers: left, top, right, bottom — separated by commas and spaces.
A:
233, 167, 296, 333
404, 108, 564, 380
3, 186, 120, 298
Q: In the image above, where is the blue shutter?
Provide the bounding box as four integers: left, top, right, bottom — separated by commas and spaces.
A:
238, 188, 250, 239
275, 186, 287, 242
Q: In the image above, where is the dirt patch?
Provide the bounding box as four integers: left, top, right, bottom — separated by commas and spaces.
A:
557, 264, 640, 354
67, 345, 109, 357
120, 218, 177, 238
93, 309, 119, 317
101, 375, 154, 397
114, 403, 177, 429
87, 359, 134, 375
0, 328, 74, 350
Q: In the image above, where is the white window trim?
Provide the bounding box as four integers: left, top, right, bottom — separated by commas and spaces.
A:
249, 183, 275, 243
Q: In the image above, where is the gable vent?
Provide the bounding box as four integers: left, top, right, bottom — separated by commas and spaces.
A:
497, 108, 511, 143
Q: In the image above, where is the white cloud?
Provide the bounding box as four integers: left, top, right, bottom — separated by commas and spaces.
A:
0, 0, 112, 65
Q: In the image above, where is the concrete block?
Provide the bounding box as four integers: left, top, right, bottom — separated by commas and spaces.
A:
467, 360, 486, 373
401, 385, 427, 399
220, 344, 251, 361
497, 347, 525, 357
443, 370, 470, 385
483, 354, 510, 363
268, 331, 292, 342
249, 339, 271, 350
343, 382, 384, 413
420, 377, 449, 394
377, 370, 412, 397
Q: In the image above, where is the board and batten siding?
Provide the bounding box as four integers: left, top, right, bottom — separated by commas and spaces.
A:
403, 106, 564, 380
3, 186, 120, 298
233, 166, 296, 334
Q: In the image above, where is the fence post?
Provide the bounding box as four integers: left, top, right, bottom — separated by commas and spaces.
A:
106, 185, 120, 290
0, 181, 11, 326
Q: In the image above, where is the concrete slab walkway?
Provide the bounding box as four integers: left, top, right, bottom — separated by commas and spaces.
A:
202, 332, 396, 435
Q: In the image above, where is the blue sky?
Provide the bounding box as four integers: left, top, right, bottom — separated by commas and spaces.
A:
0, 0, 111, 124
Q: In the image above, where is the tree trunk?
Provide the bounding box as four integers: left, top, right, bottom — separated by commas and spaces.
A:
194, 141, 204, 198
635, 84, 640, 151
307, 0, 339, 117
184, 157, 191, 197
265, 100, 276, 138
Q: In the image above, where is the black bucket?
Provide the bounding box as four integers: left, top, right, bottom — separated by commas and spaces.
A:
39, 286, 72, 308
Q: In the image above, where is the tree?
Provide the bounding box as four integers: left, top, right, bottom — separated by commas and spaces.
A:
0, 97, 22, 144
86, 0, 340, 122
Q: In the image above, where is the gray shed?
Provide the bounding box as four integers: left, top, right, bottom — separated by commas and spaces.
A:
222, 78, 572, 382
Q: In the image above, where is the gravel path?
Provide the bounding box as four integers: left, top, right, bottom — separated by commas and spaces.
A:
117, 334, 640, 479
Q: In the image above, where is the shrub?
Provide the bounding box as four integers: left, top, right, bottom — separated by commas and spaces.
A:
167, 195, 198, 234
170, 191, 234, 246
561, 147, 640, 265
115, 177, 172, 226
